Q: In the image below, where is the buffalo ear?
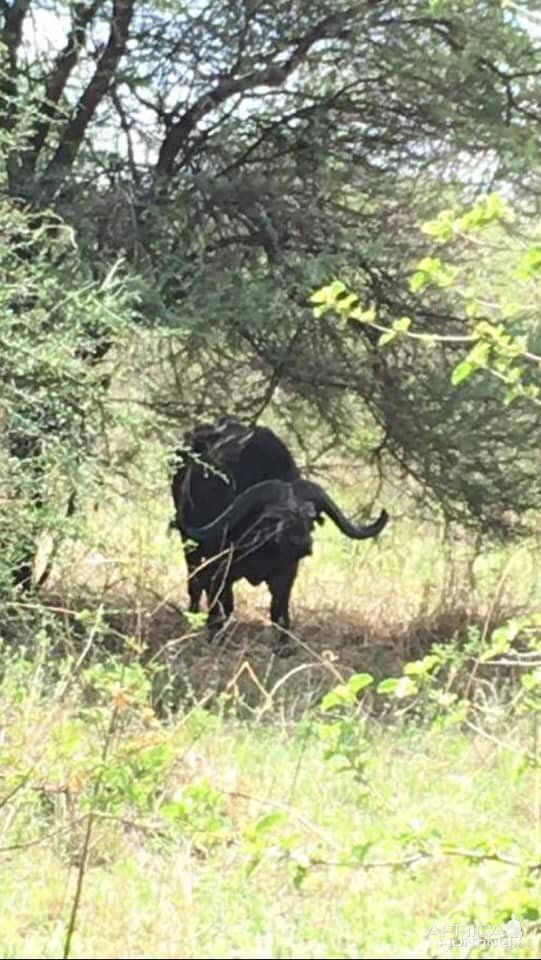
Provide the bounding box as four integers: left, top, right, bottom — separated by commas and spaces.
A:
316, 514, 325, 526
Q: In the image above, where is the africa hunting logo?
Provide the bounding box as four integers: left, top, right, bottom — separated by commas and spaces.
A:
427, 914, 524, 949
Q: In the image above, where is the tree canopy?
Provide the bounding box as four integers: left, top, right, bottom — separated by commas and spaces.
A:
1, 0, 541, 577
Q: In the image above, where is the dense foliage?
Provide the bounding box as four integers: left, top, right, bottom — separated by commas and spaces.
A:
1, 0, 541, 586
0, 137, 135, 589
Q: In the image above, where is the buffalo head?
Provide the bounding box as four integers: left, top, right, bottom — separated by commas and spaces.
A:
182, 478, 388, 631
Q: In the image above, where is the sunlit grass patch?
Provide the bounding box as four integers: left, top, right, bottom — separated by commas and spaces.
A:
0, 671, 538, 959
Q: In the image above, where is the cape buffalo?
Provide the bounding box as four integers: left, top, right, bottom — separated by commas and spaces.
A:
171, 415, 388, 633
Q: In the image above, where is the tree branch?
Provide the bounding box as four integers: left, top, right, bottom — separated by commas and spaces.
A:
155, 5, 372, 178
0, 0, 32, 130
27, 0, 104, 167
43, 0, 134, 190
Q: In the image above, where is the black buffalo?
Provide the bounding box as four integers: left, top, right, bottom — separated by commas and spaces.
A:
171, 415, 388, 633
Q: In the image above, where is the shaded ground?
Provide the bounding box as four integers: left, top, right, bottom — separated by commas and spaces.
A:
3, 586, 510, 719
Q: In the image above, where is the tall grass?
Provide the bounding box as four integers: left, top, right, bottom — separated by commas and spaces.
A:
0, 649, 539, 959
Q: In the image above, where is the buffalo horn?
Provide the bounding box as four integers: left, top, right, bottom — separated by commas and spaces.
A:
183, 479, 290, 543
294, 480, 388, 539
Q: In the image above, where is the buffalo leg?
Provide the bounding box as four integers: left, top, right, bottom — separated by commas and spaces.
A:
184, 544, 206, 613
268, 562, 298, 630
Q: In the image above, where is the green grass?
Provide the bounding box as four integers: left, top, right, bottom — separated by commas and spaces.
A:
2, 458, 540, 958
0, 670, 539, 959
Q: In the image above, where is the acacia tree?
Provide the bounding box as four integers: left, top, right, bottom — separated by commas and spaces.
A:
0, 187, 134, 592
1, 0, 541, 581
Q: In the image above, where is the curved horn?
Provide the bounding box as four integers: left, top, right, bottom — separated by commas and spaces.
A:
295, 480, 388, 540
183, 479, 290, 543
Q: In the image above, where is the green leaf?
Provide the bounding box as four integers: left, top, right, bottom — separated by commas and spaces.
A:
458, 193, 510, 231
480, 619, 523, 662
416, 256, 442, 274
409, 270, 430, 293
394, 316, 412, 333
421, 210, 455, 241
409, 256, 441, 293
350, 305, 376, 324
404, 654, 440, 676
515, 244, 541, 280
378, 676, 417, 698
451, 360, 476, 385
328, 280, 347, 299
254, 812, 287, 834
320, 673, 373, 711
335, 292, 359, 314
378, 329, 397, 346
309, 285, 332, 305
521, 669, 541, 691
185, 610, 208, 628
466, 340, 490, 367
350, 841, 373, 863
409, 256, 457, 291
394, 676, 418, 699
320, 688, 347, 711
347, 673, 374, 694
